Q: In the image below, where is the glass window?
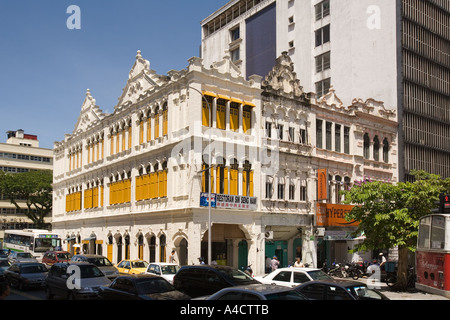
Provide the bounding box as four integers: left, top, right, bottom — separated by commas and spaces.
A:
326, 285, 353, 300
300, 284, 324, 300
431, 215, 445, 249
293, 272, 310, 283
273, 271, 292, 282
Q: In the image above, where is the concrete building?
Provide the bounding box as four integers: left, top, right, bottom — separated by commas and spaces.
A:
52, 50, 397, 274
0, 130, 54, 238
201, 0, 450, 181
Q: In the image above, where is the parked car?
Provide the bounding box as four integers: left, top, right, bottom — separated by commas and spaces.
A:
45, 262, 111, 300
145, 262, 180, 284
71, 254, 119, 279
173, 265, 260, 298
115, 260, 149, 275
0, 258, 10, 278
198, 284, 308, 300
0, 249, 9, 258
42, 251, 71, 267
8, 252, 38, 264
254, 267, 333, 288
98, 274, 190, 300
295, 279, 389, 300
4, 262, 48, 290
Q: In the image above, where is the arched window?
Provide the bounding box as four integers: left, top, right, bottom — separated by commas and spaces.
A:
230, 159, 239, 196
243, 161, 253, 197
363, 133, 370, 159
373, 136, 380, 161
383, 138, 389, 163
216, 157, 227, 194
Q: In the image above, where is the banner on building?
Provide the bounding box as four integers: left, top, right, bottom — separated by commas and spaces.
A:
200, 193, 257, 210
316, 203, 359, 227
317, 168, 328, 200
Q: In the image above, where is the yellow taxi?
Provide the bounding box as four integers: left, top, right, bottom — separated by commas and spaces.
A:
115, 259, 149, 275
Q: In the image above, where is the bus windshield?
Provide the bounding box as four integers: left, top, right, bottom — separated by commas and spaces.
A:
34, 237, 62, 252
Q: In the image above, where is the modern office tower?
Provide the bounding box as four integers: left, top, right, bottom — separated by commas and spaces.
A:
201, 0, 450, 180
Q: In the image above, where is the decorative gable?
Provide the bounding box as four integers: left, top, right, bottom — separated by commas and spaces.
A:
72, 89, 105, 135
262, 51, 304, 98
116, 50, 169, 110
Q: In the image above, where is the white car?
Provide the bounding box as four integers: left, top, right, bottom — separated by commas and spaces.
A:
254, 267, 333, 288
145, 263, 180, 284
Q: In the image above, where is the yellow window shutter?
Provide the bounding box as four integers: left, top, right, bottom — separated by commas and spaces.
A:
139, 121, 144, 144
100, 186, 104, 207
230, 106, 239, 132
147, 118, 152, 142
163, 110, 168, 136
110, 134, 115, 156
155, 116, 160, 139
158, 171, 163, 198
202, 100, 210, 127
210, 167, 215, 194
224, 167, 229, 195
202, 165, 206, 193
243, 171, 248, 196
243, 110, 251, 135
163, 169, 168, 197
216, 167, 221, 194
249, 171, 254, 197
128, 126, 132, 150
230, 169, 238, 195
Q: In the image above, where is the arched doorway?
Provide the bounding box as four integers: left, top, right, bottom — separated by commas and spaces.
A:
124, 234, 130, 260
238, 240, 248, 271
137, 233, 144, 260
116, 235, 123, 264
179, 238, 188, 266
160, 235, 166, 262
148, 236, 156, 262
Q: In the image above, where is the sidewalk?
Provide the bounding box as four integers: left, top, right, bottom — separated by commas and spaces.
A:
358, 278, 449, 300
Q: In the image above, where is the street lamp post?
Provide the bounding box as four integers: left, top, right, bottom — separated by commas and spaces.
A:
190, 86, 212, 265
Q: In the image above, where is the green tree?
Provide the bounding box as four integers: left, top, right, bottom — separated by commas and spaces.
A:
0, 170, 53, 229
342, 170, 450, 290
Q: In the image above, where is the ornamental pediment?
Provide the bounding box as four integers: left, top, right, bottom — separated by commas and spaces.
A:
262, 52, 304, 98
116, 50, 169, 109
72, 89, 105, 135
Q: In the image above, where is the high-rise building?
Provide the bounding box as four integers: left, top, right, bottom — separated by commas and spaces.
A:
0, 130, 53, 237
201, 0, 450, 180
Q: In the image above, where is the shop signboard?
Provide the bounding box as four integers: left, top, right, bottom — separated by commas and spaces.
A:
200, 193, 257, 210
316, 203, 359, 227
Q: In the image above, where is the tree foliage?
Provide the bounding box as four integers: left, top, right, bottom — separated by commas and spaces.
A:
342, 170, 450, 289
0, 170, 53, 229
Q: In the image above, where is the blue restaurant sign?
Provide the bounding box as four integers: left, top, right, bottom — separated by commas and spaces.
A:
200, 193, 257, 210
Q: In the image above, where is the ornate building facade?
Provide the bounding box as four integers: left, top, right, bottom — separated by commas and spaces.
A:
52, 51, 397, 274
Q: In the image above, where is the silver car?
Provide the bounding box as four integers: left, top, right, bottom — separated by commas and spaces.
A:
4, 262, 48, 290
45, 262, 111, 300
70, 254, 119, 279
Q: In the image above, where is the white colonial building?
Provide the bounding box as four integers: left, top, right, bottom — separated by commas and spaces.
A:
52, 50, 397, 275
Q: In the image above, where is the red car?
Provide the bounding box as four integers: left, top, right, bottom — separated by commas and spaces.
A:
42, 251, 71, 267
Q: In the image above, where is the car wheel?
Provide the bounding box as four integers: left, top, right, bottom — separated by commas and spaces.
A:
45, 286, 54, 300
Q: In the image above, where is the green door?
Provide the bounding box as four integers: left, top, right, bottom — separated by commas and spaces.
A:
238, 240, 248, 271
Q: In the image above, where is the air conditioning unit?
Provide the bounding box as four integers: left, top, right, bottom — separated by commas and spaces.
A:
265, 231, 274, 240
315, 228, 325, 237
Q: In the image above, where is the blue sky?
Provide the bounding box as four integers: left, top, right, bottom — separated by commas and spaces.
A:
0, 0, 228, 149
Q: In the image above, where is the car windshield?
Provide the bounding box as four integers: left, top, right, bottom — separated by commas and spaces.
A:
136, 278, 175, 294
307, 270, 333, 280
78, 265, 105, 279
21, 264, 47, 273
265, 291, 307, 300
17, 253, 33, 259
218, 268, 257, 283
57, 253, 71, 260
87, 257, 113, 267
161, 265, 179, 275
348, 286, 385, 300
131, 261, 149, 269
0, 260, 10, 267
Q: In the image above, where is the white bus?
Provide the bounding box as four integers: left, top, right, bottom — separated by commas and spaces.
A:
3, 229, 62, 261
